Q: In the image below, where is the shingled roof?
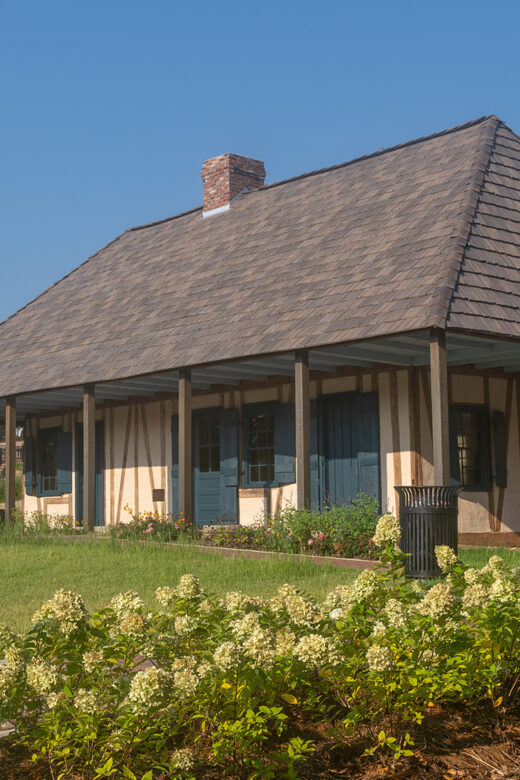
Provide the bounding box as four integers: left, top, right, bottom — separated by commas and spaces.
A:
1, 114, 520, 397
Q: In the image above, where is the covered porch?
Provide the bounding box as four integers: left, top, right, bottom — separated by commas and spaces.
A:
2, 327, 520, 534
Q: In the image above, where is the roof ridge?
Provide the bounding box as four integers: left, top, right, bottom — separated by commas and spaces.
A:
443, 117, 502, 327
127, 115, 494, 232
247, 115, 493, 195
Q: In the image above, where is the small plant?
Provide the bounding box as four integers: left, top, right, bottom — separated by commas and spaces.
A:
112, 506, 195, 542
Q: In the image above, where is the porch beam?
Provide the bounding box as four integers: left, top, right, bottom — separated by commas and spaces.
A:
295, 350, 311, 509
5, 397, 16, 522
83, 384, 96, 531
430, 329, 450, 486
178, 368, 193, 525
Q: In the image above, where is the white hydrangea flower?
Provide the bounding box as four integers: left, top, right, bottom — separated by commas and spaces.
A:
462, 583, 488, 612
46, 691, 65, 709
0, 666, 17, 704
176, 574, 201, 600
2, 646, 22, 672
214, 641, 239, 672
464, 568, 483, 586
294, 634, 334, 667
366, 644, 393, 673
26, 659, 59, 696
350, 569, 380, 604
329, 608, 344, 622
155, 586, 176, 609
128, 667, 171, 711
174, 615, 199, 636
416, 583, 454, 620
275, 631, 296, 657
323, 584, 353, 615
225, 591, 261, 616
230, 612, 260, 640
171, 748, 194, 772
198, 599, 213, 615
243, 627, 275, 670
197, 661, 213, 679
371, 621, 386, 637
173, 669, 199, 700
171, 655, 196, 673
384, 598, 406, 628
484, 555, 507, 576
435, 545, 458, 573
32, 590, 88, 636
119, 613, 148, 640
411, 579, 424, 595
74, 688, 97, 714
0, 625, 18, 647
490, 575, 516, 604
373, 514, 401, 547
82, 648, 104, 673
109, 592, 144, 621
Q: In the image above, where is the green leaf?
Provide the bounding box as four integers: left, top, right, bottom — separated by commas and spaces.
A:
140, 772, 153, 780
122, 768, 137, 780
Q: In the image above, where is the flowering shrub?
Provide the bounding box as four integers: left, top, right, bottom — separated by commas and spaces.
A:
0, 517, 519, 778
113, 506, 194, 542
208, 493, 380, 559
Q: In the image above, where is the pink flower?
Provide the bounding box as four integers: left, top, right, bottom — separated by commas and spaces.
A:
308, 539, 313, 546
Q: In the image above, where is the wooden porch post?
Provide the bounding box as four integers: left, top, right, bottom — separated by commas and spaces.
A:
178, 368, 193, 524
430, 329, 450, 485
295, 350, 311, 509
83, 384, 96, 531
5, 397, 16, 522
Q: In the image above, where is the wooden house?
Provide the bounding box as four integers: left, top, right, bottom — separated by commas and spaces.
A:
2, 115, 520, 543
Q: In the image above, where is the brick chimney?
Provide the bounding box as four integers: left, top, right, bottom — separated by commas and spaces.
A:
201, 153, 266, 217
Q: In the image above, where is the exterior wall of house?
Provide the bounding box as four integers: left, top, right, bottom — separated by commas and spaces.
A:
22, 367, 520, 538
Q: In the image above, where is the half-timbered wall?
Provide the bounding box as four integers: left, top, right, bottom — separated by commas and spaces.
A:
23, 368, 520, 536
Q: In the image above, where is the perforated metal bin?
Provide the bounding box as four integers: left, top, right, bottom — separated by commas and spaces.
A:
394, 486, 460, 578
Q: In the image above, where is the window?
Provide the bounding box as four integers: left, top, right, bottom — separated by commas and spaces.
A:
39, 429, 58, 494
248, 413, 275, 484
198, 416, 220, 473
450, 405, 490, 490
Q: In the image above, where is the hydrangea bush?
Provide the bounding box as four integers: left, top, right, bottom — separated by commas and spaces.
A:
0, 517, 519, 779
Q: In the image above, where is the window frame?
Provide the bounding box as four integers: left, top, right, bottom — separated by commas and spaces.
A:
242, 402, 277, 488
37, 427, 62, 497
450, 404, 491, 492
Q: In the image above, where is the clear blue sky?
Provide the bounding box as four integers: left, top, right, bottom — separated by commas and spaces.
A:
1, 0, 519, 321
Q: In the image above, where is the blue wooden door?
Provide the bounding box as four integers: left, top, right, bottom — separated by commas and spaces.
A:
75, 421, 105, 526
312, 392, 380, 508
172, 409, 238, 526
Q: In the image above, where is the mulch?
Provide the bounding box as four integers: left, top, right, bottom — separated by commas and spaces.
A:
2, 703, 520, 779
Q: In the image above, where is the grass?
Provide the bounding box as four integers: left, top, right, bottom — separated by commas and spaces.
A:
0, 535, 518, 633
0, 536, 360, 632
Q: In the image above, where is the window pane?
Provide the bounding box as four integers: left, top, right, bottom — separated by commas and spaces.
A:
41, 434, 57, 493
455, 409, 484, 487
199, 447, 210, 473
248, 413, 275, 484
210, 445, 220, 472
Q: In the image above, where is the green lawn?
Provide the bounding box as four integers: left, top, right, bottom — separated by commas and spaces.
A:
0, 536, 518, 633
0, 537, 360, 632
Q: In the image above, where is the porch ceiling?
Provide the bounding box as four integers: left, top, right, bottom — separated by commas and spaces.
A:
2, 329, 520, 424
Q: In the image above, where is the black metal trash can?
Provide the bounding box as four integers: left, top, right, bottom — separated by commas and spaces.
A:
394, 486, 460, 578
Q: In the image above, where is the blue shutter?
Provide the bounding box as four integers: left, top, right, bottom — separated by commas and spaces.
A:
171, 415, 179, 515
220, 408, 238, 523
493, 410, 507, 488
56, 431, 73, 494
24, 436, 35, 496
479, 407, 491, 490
310, 399, 321, 509
354, 392, 380, 505
274, 403, 295, 484
449, 406, 461, 485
